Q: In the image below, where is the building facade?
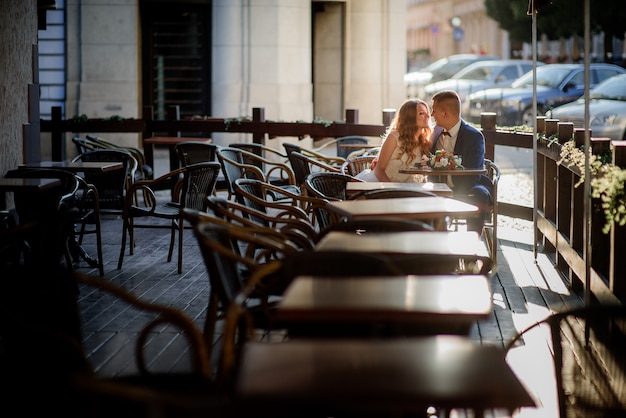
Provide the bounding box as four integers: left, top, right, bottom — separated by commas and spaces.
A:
406, 0, 510, 71
35, 0, 407, 153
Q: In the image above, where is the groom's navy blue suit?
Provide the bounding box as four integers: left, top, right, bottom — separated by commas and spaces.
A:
430, 120, 493, 232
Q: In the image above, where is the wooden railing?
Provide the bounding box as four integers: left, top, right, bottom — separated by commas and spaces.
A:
40, 107, 625, 303
41, 106, 395, 166
479, 113, 625, 304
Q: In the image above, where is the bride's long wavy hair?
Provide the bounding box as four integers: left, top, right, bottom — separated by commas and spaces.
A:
383, 99, 432, 161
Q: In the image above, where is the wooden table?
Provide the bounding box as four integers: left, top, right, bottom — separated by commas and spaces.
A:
346, 181, 453, 197
235, 335, 536, 418
325, 196, 479, 230
20, 161, 124, 173
0, 178, 62, 210
143, 136, 212, 174
277, 274, 492, 336
0, 177, 62, 192
315, 230, 492, 274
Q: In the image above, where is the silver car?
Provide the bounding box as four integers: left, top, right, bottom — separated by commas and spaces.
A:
404, 54, 499, 98
547, 73, 626, 140
423, 59, 537, 103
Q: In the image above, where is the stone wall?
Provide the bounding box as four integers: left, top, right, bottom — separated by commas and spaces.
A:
0, 0, 38, 193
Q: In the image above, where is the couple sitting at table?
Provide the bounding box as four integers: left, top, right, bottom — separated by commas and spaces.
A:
356, 90, 493, 233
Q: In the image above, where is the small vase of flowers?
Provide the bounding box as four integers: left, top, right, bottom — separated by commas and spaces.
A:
419, 150, 464, 170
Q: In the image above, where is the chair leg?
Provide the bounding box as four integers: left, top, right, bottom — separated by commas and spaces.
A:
118, 218, 128, 269
203, 290, 219, 363
177, 219, 184, 274
167, 220, 176, 263
94, 214, 104, 276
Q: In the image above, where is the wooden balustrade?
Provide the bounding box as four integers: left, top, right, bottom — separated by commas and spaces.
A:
535, 118, 625, 304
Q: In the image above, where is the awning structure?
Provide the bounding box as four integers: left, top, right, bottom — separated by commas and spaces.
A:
528, 0, 593, 304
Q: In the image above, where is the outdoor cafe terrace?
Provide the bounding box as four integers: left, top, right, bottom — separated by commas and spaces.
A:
2, 107, 625, 417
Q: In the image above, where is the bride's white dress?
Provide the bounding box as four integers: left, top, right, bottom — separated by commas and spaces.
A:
384, 146, 426, 183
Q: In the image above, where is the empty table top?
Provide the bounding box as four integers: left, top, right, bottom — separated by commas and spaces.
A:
235, 335, 536, 417
315, 230, 489, 258
325, 196, 479, 230
346, 181, 453, 197
276, 274, 492, 335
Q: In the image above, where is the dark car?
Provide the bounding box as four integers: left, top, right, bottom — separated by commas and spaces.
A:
547, 73, 626, 140
464, 63, 626, 127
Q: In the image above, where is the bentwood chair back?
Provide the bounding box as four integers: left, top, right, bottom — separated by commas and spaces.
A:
505, 304, 626, 418
282, 142, 346, 166
175, 141, 225, 193
3, 269, 229, 417
206, 196, 317, 251
174, 141, 219, 166
230, 143, 289, 166
286, 151, 342, 190
340, 155, 377, 176
75, 135, 153, 182
118, 161, 221, 274
304, 171, 359, 201
334, 136, 370, 159
216, 147, 298, 201
233, 178, 337, 232
190, 218, 298, 358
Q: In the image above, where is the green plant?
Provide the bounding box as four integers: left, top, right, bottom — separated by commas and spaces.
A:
224, 116, 250, 130
69, 114, 89, 123
313, 117, 333, 128
103, 115, 129, 121
592, 165, 626, 233
557, 139, 626, 233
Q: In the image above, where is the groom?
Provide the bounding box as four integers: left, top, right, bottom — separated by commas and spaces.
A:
430, 90, 493, 233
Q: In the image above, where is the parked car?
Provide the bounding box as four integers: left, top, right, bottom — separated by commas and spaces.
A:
547, 73, 626, 140
423, 59, 538, 103
404, 54, 499, 98
464, 63, 626, 127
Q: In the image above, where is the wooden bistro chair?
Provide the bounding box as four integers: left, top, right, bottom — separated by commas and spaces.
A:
285, 150, 342, 191
505, 304, 626, 418
118, 161, 221, 274
233, 178, 340, 232
304, 171, 362, 201
216, 146, 299, 201
2, 269, 231, 418
174, 141, 226, 194
206, 196, 318, 251
189, 217, 300, 360
282, 142, 346, 166
340, 155, 377, 177
230, 143, 290, 165
333, 135, 371, 159
72, 148, 138, 212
